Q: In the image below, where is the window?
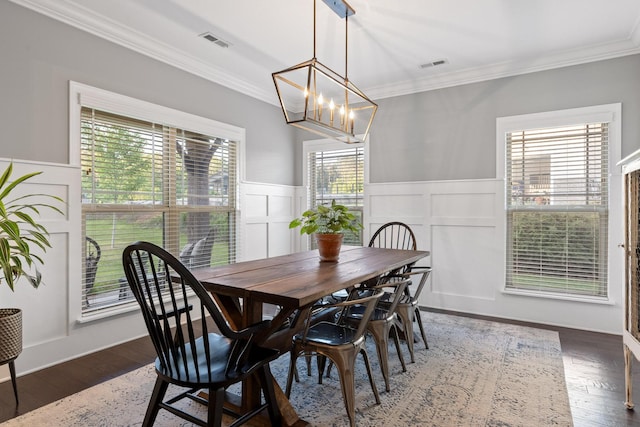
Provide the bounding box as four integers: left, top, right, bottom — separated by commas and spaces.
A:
74, 84, 241, 318
505, 121, 609, 298
306, 142, 365, 246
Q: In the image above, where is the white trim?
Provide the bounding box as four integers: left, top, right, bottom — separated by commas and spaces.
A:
301, 138, 369, 188
69, 81, 247, 321
495, 103, 623, 303
619, 147, 640, 174
9, 0, 640, 103
365, 178, 622, 333
14, 0, 275, 105
496, 103, 622, 180
501, 288, 615, 305
295, 138, 369, 249
69, 82, 247, 180
367, 44, 640, 100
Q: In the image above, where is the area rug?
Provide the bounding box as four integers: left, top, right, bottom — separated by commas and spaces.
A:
1, 312, 573, 426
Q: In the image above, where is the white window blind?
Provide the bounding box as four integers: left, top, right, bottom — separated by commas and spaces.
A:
308, 146, 364, 245
81, 107, 237, 316
506, 123, 608, 298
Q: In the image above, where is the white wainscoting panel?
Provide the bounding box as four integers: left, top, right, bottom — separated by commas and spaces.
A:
0, 165, 623, 380
431, 224, 498, 301
240, 182, 297, 261
367, 178, 622, 334
244, 193, 268, 217
269, 221, 294, 257
431, 192, 495, 219
244, 223, 269, 261
269, 195, 293, 217
369, 193, 425, 220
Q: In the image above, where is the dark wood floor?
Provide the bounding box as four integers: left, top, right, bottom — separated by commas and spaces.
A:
1, 309, 640, 426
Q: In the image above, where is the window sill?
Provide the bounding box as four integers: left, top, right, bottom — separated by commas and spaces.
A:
77, 301, 141, 324
77, 289, 197, 324
501, 288, 614, 305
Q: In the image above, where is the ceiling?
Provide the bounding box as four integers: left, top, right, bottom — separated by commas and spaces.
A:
12, 0, 640, 105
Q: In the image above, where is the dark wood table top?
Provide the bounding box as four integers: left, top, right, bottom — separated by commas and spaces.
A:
191, 246, 430, 308
190, 246, 429, 425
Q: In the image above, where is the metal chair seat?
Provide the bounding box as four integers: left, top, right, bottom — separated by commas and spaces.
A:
341, 276, 410, 392
285, 289, 384, 427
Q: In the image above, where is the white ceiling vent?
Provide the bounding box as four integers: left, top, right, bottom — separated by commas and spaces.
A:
419, 59, 448, 69
199, 32, 231, 48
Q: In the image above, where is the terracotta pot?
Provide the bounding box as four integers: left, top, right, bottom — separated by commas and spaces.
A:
316, 233, 343, 262
0, 308, 22, 363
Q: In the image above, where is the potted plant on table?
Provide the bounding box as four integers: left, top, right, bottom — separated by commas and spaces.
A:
289, 199, 363, 262
0, 162, 62, 404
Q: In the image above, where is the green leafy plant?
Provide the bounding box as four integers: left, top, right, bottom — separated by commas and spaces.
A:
0, 162, 63, 290
289, 199, 363, 235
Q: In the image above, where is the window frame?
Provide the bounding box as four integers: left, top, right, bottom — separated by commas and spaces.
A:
301, 138, 368, 249
69, 82, 246, 322
496, 103, 622, 303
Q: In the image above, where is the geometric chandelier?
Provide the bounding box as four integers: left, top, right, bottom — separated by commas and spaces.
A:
272, 0, 377, 144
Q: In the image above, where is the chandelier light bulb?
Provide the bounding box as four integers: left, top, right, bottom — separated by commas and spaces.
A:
317, 93, 324, 120
329, 99, 335, 125
349, 110, 355, 134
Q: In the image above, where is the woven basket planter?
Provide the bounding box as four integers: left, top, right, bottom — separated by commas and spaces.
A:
0, 308, 22, 363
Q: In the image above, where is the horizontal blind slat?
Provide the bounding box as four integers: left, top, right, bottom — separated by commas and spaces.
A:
505, 122, 608, 298
81, 106, 238, 315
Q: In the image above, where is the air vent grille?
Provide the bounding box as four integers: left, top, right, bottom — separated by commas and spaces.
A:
419, 59, 448, 69
199, 32, 230, 48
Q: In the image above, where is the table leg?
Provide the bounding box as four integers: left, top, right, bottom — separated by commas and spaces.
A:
208, 294, 309, 425
211, 293, 243, 330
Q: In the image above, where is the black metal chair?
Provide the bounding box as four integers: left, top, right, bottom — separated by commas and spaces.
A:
285, 289, 384, 427
331, 221, 417, 299
388, 267, 432, 362
368, 221, 417, 253
122, 241, 282, 427
369, 222, 432, 360
341, 276, 410, 392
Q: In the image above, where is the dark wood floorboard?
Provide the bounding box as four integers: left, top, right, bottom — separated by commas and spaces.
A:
1, 309, 640, 426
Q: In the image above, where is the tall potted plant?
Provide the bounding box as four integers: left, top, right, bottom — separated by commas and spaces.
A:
0, 162, 62, 404
289, 199, 362, 262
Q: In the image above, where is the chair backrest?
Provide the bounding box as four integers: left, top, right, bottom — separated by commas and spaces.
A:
303, 289, 384, 345
375, 276, 410, 316
406, 266, 432, 302
122, 241, 249, 381
334, 289, 385, 340
345, 277, 410, 322
368, 222, 417, 250
367, 222, 417, 279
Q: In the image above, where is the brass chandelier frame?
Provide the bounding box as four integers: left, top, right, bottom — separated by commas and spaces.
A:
272, 0, 377, 144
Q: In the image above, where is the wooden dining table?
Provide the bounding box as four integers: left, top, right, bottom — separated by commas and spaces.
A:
190, 245, 430, 426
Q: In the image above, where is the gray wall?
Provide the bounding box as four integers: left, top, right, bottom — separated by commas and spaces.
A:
3, 2, 640, 188
294, 54, 640, 184
0, 1, 296, 185
365, 55, 640, 183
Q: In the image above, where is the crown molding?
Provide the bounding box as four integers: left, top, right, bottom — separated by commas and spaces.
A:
631, 13, 640, 46
9, 0, 278, 105
10, 0, 640, 106
366, 40, 640, 101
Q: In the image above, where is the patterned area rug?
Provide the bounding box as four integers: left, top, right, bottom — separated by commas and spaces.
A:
1, 312, 573, 426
